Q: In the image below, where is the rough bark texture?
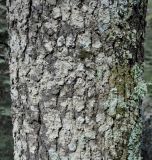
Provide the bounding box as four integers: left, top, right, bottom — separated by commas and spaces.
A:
7, 0, 148, 160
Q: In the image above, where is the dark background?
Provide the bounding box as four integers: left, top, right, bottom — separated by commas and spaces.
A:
0, 0, 13, 160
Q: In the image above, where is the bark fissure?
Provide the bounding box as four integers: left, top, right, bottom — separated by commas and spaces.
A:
8, 0, 148, 159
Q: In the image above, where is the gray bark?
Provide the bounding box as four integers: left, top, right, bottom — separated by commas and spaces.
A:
7, 0, 148, 160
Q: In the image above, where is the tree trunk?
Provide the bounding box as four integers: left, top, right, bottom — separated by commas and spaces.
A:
7, 0, 148, 159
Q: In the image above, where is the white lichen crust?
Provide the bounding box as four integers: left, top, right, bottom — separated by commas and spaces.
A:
7, 0, 148, 160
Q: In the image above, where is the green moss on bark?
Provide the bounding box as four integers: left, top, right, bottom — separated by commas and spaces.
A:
109, 64, 135, 99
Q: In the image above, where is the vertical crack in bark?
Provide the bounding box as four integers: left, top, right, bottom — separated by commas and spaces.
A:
8, 0, 148, 159
37, 102, 42, 159
22, 0, 32, 61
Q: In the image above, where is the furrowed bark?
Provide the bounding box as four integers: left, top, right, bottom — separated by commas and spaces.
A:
7, 0, 148, 159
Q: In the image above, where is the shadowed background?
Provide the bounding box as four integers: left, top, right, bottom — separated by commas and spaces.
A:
141, 1, 152, 159
0, 0, 13, 159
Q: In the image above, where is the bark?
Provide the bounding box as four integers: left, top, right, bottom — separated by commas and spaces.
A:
7, 0, 148, 160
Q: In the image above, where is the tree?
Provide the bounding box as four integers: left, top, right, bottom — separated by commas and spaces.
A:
7, 0, 148, 159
